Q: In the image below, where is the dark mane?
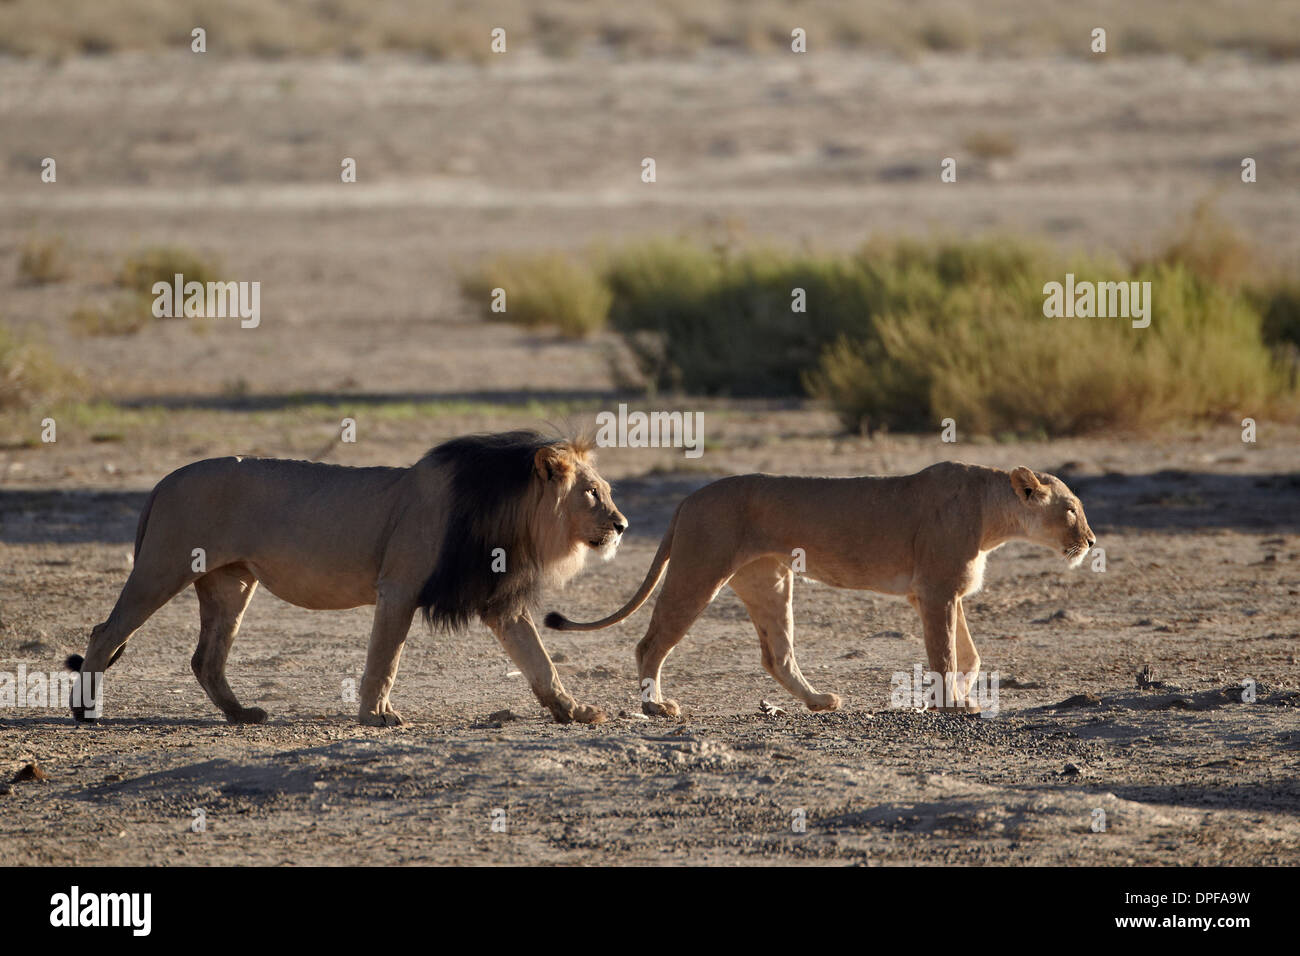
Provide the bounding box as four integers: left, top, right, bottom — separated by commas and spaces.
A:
417, 430, 561, 632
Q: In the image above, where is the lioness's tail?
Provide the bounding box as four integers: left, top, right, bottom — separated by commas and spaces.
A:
544, 506, 679, 632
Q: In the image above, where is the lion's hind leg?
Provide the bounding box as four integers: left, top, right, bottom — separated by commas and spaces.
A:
192, 563, 264, 724
729, 557, 841, 713
70, 558, 198, 722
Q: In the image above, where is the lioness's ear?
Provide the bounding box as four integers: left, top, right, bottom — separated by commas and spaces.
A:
534, 446, 573, 484
1010, 466, 1047, 503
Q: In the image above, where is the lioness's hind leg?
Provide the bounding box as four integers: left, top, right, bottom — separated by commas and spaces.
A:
635, 561, 733, 717
193, 564, 263, 724
730, 558, 840, 713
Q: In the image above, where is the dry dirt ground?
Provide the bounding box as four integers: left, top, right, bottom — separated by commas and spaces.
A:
1, 52, 1298, 865
3, 416, 1298, 865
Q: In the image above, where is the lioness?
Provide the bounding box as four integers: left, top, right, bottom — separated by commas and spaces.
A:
68, 431, 626, 726
547, 463, 1094, 715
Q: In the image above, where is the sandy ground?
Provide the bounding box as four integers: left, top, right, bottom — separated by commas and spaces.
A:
3, 416, 1298, 865
1, 52, 1298, 865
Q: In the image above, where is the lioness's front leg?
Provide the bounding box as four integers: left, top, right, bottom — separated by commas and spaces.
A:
359, 592, 417, 727
916, 594, 977, 713
486, 610, 606, 724
953, 599, 981, 708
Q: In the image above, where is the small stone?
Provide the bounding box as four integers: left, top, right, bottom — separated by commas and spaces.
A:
13, 763, 48, 783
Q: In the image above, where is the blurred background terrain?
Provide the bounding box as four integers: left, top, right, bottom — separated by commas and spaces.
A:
1, 2, 1297, 865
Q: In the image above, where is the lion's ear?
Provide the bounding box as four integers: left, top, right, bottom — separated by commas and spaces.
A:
1010, 466, 1047, 503
534, 446, 574, 484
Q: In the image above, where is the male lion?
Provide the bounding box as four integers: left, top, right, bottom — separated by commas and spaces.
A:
547, 463, 1094, 715
68, 431, 626, 726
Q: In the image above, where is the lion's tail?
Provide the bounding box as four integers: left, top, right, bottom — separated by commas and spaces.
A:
544, 505, 679, 632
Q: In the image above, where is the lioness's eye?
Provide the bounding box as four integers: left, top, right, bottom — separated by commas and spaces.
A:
1067, 507, 1076, 517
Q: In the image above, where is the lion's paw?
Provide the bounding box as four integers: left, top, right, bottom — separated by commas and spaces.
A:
570, 703, 608, 725
227, 706, 268, 725
808, 692, 842, 712
642, 698, 681, 718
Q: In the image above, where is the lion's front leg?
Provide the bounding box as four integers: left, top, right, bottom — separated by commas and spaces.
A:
485, 610, 607, 725
358, 592, 417, 727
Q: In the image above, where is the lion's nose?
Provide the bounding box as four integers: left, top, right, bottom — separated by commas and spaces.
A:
614, 518, 628, 535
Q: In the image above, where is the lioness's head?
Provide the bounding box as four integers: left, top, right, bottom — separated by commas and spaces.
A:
534, 440, 627, 563
1010, 466, 1096, 567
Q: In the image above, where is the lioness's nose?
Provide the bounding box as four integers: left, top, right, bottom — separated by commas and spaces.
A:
614, 518, 628, 534
1088, 535, 1096, 547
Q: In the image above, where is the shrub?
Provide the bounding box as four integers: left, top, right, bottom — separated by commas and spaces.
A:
0, 326, 78, 411
118, 246, 221, 296
457, 229, 1299, 435
459, 252, 611, 338
69, 295, 154, 336
17, 236, 70, 285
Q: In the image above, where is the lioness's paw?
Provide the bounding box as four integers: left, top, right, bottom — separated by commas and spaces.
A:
359, 706, 406, 727
808, 692, 842, 712
642, 698, 681, 718
930, 703, 980, 716
227, 706, 268, 725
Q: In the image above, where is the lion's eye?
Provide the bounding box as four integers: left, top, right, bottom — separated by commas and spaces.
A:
585, 489, 596, 502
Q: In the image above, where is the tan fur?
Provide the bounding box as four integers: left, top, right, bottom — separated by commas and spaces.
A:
70, 435, 626, 726
548, 462, 1094, 715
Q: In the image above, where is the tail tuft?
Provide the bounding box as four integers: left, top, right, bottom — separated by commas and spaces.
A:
543, 611, 567, 630
65, 654, 84, 671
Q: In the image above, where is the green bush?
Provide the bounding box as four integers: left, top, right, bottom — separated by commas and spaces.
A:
458, 230, 1299, 435
819, 264, 1289, 434
69, 295, 154, 336
0, 326, 78, 411
605, 242, 894, 394
460, 252, 611, 338
1254, 281, 1300, 350
17, 235, 70, 285
118, 246, 221, 296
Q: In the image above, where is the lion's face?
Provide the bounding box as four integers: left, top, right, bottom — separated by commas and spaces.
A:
534, 443, 627, 565
1010, 467, 1096, 567
565, 459, 627, 561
